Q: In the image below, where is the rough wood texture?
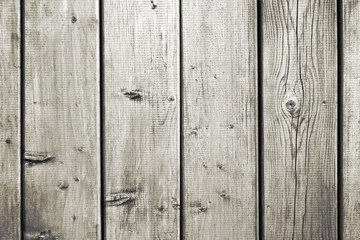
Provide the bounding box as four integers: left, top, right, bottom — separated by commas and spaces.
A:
182, 1, 258, 239
24, 1, 100, 239
343, 1, 360, 238
0, 1, 21, 239
262, 1, 337, 239
104, 0, 180, 239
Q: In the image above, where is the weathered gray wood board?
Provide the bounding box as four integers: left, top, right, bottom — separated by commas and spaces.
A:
343, 1, 360, 238
0, 1, 21, 239
262, 0, 337, 239
182, 0, 258, 239
103, 0, 180, 238
24, 1, 100, 239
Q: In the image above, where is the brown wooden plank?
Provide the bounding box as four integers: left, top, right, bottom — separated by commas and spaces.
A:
182, 1, 258, 239
0, 1, 21, 239
262, 0, 338, 238
103, 0, 180, 239
24, 1, 101, 239
343, 1, 360, 238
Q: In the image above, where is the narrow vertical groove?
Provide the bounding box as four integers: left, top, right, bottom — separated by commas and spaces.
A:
257, 0, 264, 240
99, 0, 105, 239
20, 0, 25, 239
179, 0, 184, 239
337, 0, 343, 239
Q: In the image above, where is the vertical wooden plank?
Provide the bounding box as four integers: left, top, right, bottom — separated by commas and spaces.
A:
262, 1, 337, 239
104, 0, 180, 239
24, 1, 100, 239
0, 1, 21, 239
182, 1, 258, 239
343, 1, 360, 238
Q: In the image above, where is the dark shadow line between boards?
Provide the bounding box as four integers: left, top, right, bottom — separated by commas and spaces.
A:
99, 0, 106, 239
179, 0, 185, 239
257, 0, 264, 240
20, 0, 26, 239
337, 0, 344, 239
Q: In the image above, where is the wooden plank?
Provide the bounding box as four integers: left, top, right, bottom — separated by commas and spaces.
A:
24, 1, 100, 239
343, 1, 360, 238
262, 1, 337, 238
182, 1, 258, 239
0, 1, 21, 239
103, 0, 180, 239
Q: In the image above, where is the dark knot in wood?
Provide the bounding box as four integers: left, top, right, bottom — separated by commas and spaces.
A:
121, 88, 143, 101
283, 96, 301, 117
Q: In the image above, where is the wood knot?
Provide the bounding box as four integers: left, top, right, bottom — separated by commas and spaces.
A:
219, 190, 230, 200
286, 100, 296, 109
167, 96, 175, 102
171, 197, 180, 210
283, 95, 301, 117
105, 189, 137, 207
58, 180, 69, 190
24, 152, 56, 166
25, 230, 57, 240
157, 206, 166, 213
71, 16, 77, 23
121, 88, 143, 101
190, 200, 210, 213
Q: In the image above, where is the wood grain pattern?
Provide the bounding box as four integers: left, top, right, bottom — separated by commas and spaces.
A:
262, 0, 337, 239
343, 1, 360, 238
0, 1, 21, 239
182, 0, 258, 239
24, 1, 100, 239
103, 0, 180, 239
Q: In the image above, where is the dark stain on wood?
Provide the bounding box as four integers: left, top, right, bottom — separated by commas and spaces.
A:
150, 1, 157, 9
71, 16, 77, 23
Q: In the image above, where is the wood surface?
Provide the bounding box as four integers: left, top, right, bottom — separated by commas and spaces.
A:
343, 0, 360, 239
182, 0, 258, 239
24, 1, 101, 239
262, 0, 338, 239
103, 0, 180, 239
0, 1, 21, 239
0, 1, 355, 239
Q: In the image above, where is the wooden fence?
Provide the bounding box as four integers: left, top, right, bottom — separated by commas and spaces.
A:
0, 0, 358, 239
